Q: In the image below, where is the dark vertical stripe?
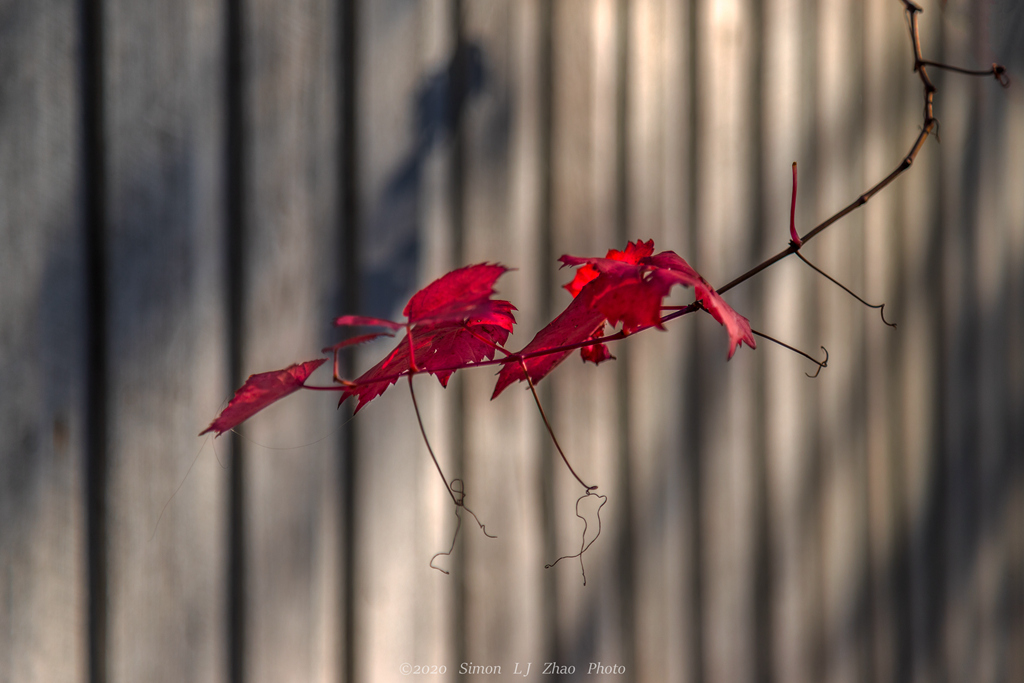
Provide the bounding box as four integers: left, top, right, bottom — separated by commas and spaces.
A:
801, 1, 827, 679
538, 0, 555, 315
852, 8, 872, 682
613, 0, 636, 677
925, 30, 955, 683
225, 0, 246, 680
886, 18, 913, 681
449, 0, 469, 672
614, 0, 629, 250
450, 0, 467, 266
339, 1, 359, 680
682, 1, 704, 681
80, 0, 108, 681
749, 2, 772, 683
537, 0, 559, 669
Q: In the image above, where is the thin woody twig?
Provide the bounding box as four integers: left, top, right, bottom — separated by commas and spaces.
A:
306, 1, 1006, 395
918, 59, 1009, 86
795, 251, 896, 328
752, 329, 829, 378
716, 1, 983, 298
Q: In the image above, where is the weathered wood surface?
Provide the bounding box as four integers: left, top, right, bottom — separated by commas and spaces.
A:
102, 0, 227, 681
0, 2, 86, 682
240, 0, 341, 680
1, 1, 1022, 682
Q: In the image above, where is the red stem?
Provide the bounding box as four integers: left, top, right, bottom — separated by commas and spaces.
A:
789, 162, 800, 246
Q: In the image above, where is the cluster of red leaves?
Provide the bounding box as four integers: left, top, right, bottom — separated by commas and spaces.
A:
492, 239, 754, 397
335, 263, 516, 412
201, 240, 753, 436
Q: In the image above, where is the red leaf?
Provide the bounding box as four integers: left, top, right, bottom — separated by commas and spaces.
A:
694, 283, 757, 359
563, 241, 754, 357
641, 250, 754, 357
491, 286, 605, 398
404, 263, 513, 327
560, 240, 681, 334
199, 359, 327, 436
343, 264, 516, 412
493, 239, 754, 397
563, 238, 655, 297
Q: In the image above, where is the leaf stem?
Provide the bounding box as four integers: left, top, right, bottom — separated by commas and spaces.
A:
408, 374, 459, 507
790, 161, 801, 247
407, 374, 495, 563
520, 359, 596, 492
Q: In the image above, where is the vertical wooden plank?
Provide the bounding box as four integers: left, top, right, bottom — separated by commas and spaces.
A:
814, 2, 869, 683
240, 0, 340, 680
660, 3, 702, 682
693, 0, 760, 681
0, 2, 87, 682
895, 6, 942, 683
457, 0, 552, 673
337, 2, 360, 679
625, 0, 693, 680
417, 0, 460, 672
990, 5, 1024, 677
543, 0, 630, 671
101, 0, 227, 680
761, 0, 818, 680
972, 69, 1010, 683
949, 4, 1021, 681
350, 2, 454, 679
862, 2, 911, 682
1001, 81, 1024, 683
936, 3, 985, 682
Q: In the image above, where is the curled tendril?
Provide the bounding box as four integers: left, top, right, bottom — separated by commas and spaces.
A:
806, 346, 829, 379
916, 59, 1011, 88
430, 506, 462, 575
428, 481, 495, 575
752, 329, 828, 378
993, 64, 1011, 88
544, 489, 608, 586
795, 251, 897, 329
449, 478, 495, 538
408, 377, 494, 575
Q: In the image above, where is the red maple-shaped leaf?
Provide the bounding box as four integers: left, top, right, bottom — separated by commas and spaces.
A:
563, 244, 754, 358
200, 359, 327, 436
341, 264, 516, 412
692, 282, 756, 359
404, 263, 513, 326
492, 239, 754, 398
645, 251, 756, 359
491, 285, 606, 398
563, 239, 658, 297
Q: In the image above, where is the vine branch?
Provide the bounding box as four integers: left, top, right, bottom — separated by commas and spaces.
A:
304, 1, 1006, 395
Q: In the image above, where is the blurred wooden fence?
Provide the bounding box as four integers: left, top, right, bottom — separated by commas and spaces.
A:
2, 0, 1022, 682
